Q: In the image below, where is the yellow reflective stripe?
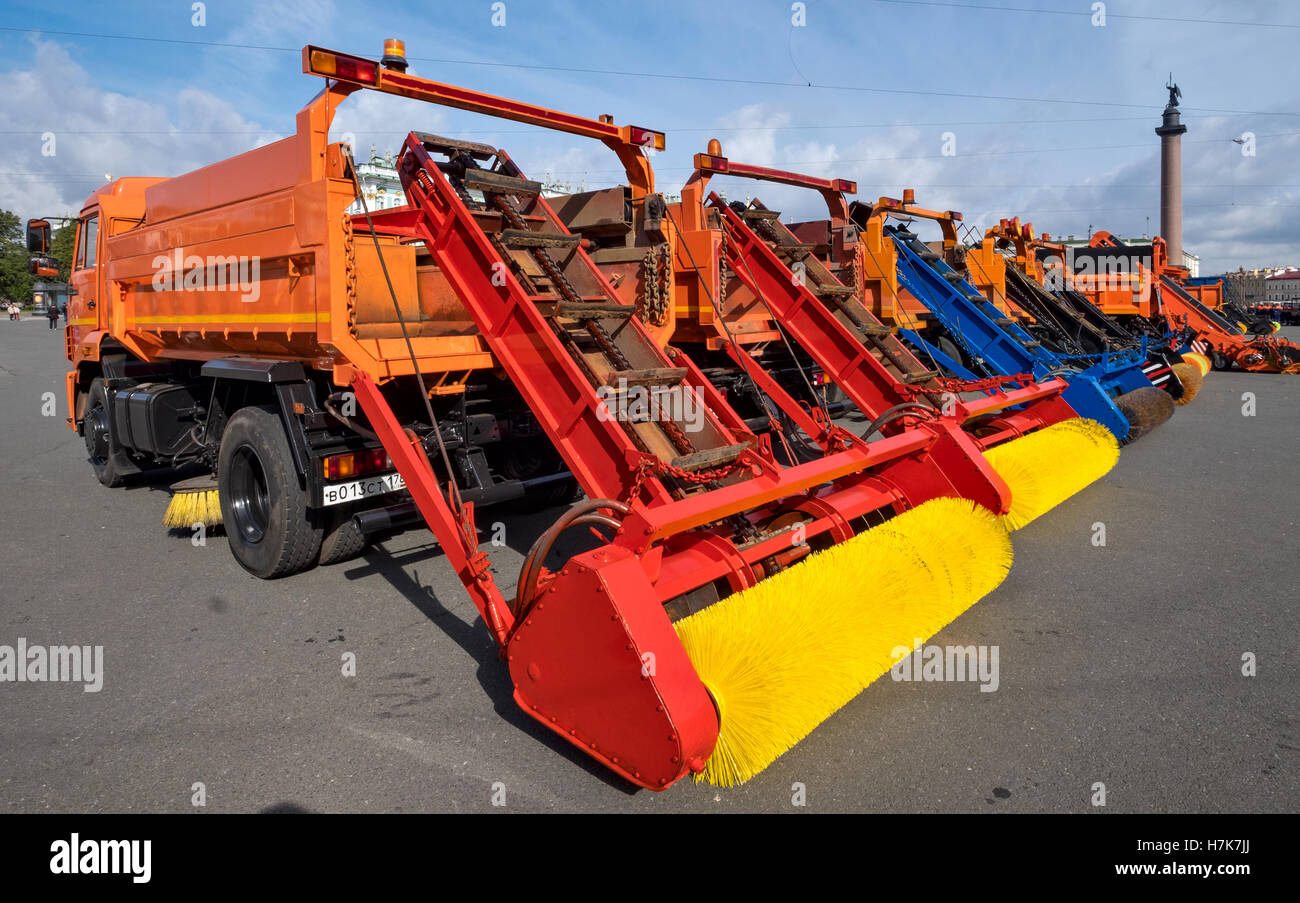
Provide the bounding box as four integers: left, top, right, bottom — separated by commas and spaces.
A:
127, 312, 326, 325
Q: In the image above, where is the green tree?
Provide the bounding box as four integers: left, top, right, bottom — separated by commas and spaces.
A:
50, 223, 76, 283
0, 209, 36, 306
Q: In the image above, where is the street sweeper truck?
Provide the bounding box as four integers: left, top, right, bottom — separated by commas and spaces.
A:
27, 41, 1121, 790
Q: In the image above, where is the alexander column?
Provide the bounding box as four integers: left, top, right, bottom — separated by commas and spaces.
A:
1155, 78, 1187, 267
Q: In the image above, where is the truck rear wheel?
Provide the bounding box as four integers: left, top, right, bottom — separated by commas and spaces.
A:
218, 406, 322, 579
504, 442, 580, 510
84, 378, 136, 488
318, 506, 369, 566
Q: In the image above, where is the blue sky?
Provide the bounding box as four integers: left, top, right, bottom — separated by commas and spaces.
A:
3, 0, 1299, 272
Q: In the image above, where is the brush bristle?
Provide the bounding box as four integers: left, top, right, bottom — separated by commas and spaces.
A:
673, 496, 1013, 788
1113, 386, 1175, 444
982, 418, 1119, 531
162, 489, 223, 529
1170, 363, 1202, 405
1182, 352, 1211, 377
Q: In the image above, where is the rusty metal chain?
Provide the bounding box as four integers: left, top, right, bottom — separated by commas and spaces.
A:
639, 245, 671, 327
484, 181, 700, 459
639, 248, 655, 322
655, 244, 671, 325
717, 228, 730, 314
625, 455, 746, 504
894, 371, 1036, 399
584, 315, 635, 373
341, 210, 359, 338
655, 416, 696, 457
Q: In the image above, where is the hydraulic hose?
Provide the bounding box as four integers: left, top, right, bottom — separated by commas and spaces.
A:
513, 499, 630, 618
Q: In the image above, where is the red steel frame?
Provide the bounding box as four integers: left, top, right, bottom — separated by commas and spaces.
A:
369, 134, 1001, 595
676, 153, 1079, 451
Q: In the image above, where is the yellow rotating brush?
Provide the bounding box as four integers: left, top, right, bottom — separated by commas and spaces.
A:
1182, 352, 1211, 377
162, 475, 223, 529
982, 418, 1119, 531
1170, 362, 1202, 405
673, 496, 1012, 788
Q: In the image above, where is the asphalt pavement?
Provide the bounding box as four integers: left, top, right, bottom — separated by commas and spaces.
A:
0, 317, 1295, 812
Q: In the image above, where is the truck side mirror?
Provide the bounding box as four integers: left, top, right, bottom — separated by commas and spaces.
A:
26, 219, 51, 255
29, 256, 60, 278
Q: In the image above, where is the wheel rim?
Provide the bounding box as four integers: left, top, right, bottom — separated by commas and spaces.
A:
229, 445, 270, 545
84, 403, 110, 465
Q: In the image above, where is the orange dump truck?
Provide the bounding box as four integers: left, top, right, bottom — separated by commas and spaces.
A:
30, 52, 610, 577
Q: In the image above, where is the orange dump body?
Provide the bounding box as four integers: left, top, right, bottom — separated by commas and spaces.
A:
63, 86, 495, 424
1183, 279, 1223, 309
850, 195, 974, 329
959, 236, 1014, 316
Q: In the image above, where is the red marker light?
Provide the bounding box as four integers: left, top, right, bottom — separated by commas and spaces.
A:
324, 448, 393, 480
309, 49, 378, 84
630, 127, 666, 151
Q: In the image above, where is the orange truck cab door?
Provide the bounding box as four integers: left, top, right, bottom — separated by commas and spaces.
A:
69, 209, 104, 342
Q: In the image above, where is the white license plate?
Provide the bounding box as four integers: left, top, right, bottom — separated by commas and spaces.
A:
322, 472, 406, 507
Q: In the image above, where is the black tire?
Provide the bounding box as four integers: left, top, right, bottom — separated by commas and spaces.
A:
1210, 349, 1231, 371
936, 336, 966, 375
319, 506, 369, 566
502, 441, 580, 511
218, 406, 322, 579
524, 476, 582, 510
83, 378, 137, 487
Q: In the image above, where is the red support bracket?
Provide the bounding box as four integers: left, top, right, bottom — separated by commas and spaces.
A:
349, 370, 515, 648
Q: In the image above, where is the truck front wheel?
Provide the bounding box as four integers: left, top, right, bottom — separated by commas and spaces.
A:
218, 406, 322, 579
84, 378, 137, 488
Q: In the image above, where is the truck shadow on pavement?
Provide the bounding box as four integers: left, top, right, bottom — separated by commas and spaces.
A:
342, 521, 642, 796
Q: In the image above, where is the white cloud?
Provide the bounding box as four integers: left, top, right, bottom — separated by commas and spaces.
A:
711, 104, 791, 165
1, 39, 281, 221
329, 90, 449, 161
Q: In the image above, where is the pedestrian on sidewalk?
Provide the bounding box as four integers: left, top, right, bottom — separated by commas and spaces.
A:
47, 302, 60, 329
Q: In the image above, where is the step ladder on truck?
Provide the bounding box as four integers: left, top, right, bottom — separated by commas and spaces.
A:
551, 139, 1117, 533
961, 217, 1195, 402
845, 195, 1176, 443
